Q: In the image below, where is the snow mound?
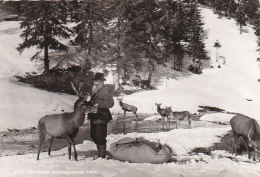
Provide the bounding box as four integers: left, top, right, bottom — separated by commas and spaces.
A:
200, 113, 235, 124
144, 114, 161, 121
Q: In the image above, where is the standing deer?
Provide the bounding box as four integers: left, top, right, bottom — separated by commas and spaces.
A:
118, 98, 138, 120
168, 108, 191, 129
155, 103, 171, 127
230, 114, 260, 161
37, 82, 98, 160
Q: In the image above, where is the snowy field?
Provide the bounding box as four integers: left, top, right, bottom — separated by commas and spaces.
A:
0, 6, 260, 177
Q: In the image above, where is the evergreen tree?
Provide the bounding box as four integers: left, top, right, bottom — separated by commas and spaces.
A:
160, 0, 186, 70
257, 36, 260, 55
113, 0, 163, 87
254, 10, 260, 35
72, 0, 111, 69
241, 0, 259, 24
110, 0, 137, 85
185, 1, 207, 61
17, 1, 71, 74
159, 0, 207, 70
235, 5, 247, 34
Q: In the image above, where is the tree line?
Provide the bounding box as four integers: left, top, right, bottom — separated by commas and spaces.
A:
2, 0, 207, 88
199, 0, 260, 35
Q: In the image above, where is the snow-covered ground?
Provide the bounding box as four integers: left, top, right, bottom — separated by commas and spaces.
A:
0, 5, 260, 177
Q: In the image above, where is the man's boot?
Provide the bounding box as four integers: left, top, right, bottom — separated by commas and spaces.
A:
99, 144, 106, 158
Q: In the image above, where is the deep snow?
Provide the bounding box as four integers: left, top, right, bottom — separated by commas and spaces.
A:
0, 5, 260, 177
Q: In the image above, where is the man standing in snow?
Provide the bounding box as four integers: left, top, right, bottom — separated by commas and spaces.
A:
88, 72, 114, 158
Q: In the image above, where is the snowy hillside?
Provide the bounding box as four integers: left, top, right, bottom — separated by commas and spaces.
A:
0, 5, 260, 177
0, 7, 260, 131
121, 7, 260, 119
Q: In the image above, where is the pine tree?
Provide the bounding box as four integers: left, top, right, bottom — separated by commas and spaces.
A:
235, 5, 247, 34
241, 0, 259, 24
159, 0, 207, 70
160, 0, 185, 70
17, 1, 71, 74
113, 0, 163, 87
254, 13, 260, 36
110, 0, 137, 85
72, 0, 111, 70
257, 36, 260, 55
185, 2, 207, 61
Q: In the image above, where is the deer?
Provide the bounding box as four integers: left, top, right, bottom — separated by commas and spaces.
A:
132, 75, 141, 87
167, 107, 191, 129
118, 98, 138, 120
230, 114, 260, 161
37, 82, 98, 161
155, 103, 171, 127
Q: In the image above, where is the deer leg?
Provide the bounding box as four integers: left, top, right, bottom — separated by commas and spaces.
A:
166, 116, 169, 129
135, 120, 138, 130
65, 136, 78, 161
134, 112, 138, 121
37, 128, 46, 160
161, 116, 164, 128
175, 117, 178, 129
188, 116, 191, 128
242, 137, 251, 159
168, 116, 171, 129
233, 133, 238, 156
71, 139, 78, 161
64, 136, 72, 160
68, 144, 72, 160
123, 110, 126, 119
252, 149, 256, 161
48, 137, 54, 156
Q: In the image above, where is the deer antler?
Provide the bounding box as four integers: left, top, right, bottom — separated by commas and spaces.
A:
71, 82, 84, 98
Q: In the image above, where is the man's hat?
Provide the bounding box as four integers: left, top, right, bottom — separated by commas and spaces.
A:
93, 72, 106, 81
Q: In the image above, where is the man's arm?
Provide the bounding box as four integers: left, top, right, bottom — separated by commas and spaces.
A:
96, 87, 114, 109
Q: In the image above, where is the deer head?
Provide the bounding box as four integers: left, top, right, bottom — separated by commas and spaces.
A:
79, 102, 98, 114
71, 82, 94, 110
248, 128, 257, 148
248, 128, 260, 160
165, 106, 172, 112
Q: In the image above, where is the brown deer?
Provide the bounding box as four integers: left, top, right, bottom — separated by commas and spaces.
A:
37, 82, 98, 160
155, 103, 171, 127
168, 107, 191, 129
118, 98, 138, 120
230, 114, 260, 161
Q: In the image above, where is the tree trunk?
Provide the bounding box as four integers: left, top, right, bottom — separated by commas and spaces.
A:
173, 55, 177, 70
44, 45, 49, 74
147, 64, 152, 86
87, 1, 93, 55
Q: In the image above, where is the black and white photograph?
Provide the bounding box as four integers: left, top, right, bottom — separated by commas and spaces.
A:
0, 0, 260, 176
